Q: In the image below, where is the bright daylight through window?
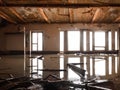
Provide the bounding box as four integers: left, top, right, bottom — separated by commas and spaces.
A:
31, 32, 43, 78
60, 30, 118, 79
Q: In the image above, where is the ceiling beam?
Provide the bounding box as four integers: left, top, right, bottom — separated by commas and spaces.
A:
0, 11, 16, 23
38, 8, 50, 23
0, 3, 120, 8
9, 8, 25, 22
69, 8, 74, 23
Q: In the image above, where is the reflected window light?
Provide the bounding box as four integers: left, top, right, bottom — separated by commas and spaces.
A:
109, 57, 112, 75
95, 59, 105, 76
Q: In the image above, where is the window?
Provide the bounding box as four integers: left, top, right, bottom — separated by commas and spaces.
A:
115, 31, 118, 50
60, 30, 119, 80
108, 31, 112, 50
32, 32, 43, 51
68, 31, 80, 51
83, 31, 86, 51
90, 31, 93, 51
94, 32, 105, 50
60, 31, 64, 51
30, 32, 43, 78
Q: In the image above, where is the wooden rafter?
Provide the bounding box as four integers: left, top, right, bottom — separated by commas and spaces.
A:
38, 8, 50, 23
0, 11, 16, 23
69, 8, 74, 23
114, 16, 120, 22
92, 8, 100, 22
9, 8, 25, 22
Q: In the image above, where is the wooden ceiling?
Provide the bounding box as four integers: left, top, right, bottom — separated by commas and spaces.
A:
0, 0, 120, 24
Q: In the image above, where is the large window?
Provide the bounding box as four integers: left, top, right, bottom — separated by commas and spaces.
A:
60, 30, 119, 79
68, 31, 80, 51
32, 32, 43, 51
30, 32, 43, 78
94, 32, 105, 50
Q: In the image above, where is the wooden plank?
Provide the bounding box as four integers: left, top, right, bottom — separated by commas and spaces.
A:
92, 8, 100, 23
114, 16, 120, 22
88, 85, 112, 90
9, 8, 25, 22
0, 11, 16, 23
38, 8, 50, 23
69, 8, 74, 23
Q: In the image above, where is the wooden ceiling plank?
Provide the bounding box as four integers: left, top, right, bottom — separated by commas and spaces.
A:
9, 8, 25, 22
69, 8, 74, 23
0, 11, 16, 23
92, 8, 100, 22
38, 8, 50, 23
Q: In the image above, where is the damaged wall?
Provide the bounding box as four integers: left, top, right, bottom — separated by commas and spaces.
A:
0, 23, 119, 79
